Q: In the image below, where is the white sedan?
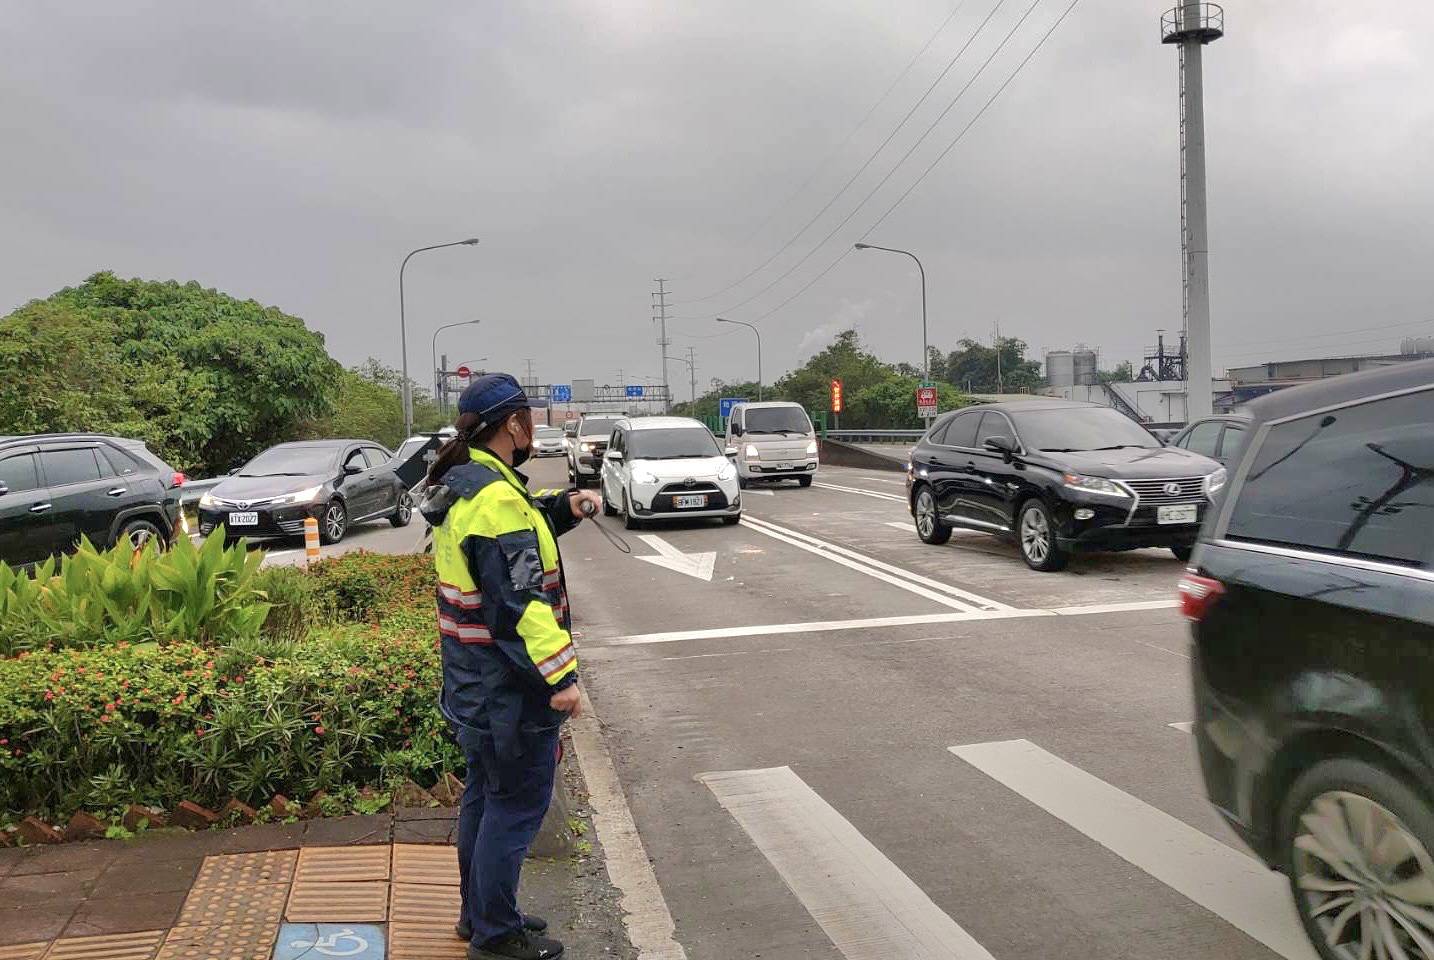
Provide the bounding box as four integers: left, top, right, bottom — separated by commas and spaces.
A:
599, 417, 741, 530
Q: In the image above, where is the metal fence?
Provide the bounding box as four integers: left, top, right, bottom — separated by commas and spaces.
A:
825, 429, 925, 445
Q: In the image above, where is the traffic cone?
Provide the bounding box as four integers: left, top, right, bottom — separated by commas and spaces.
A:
303, 517, 320, 567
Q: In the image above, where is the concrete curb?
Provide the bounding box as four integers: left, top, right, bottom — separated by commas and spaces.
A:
817, 438, 908, 472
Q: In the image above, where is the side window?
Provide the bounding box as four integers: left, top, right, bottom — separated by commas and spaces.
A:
41, 448, 102, 487
926, 417, 953, 445
975, 413, 1011, 449
344, 449, 367, 471
1226, 390, 1434, 565
610, 429, 624, 454
363, 447, 391, 469
1181, 421, 1223, 457
0, 453, 39, 494
1216, 423, 1247, 460
943, 413, 980, 449
101, 446, 139, 476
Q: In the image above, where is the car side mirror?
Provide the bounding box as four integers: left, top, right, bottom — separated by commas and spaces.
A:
724, 447, 738, 459
0, 483, 9, 497
344, 461, 364, 475
983, 435, 1017, 458
605, 450, 624, 461
730, 424, 743, 437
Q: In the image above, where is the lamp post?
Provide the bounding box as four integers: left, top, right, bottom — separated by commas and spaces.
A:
716, 317, 762, 401
431, 319, 481, 417
854, 242, 928, 382
399, 238, 479, 437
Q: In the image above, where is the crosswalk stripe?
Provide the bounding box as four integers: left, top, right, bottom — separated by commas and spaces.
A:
949, 739, 1318, 960
700, 765, 996, 960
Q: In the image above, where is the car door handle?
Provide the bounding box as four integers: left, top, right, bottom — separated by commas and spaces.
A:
106, 487, 126, 497
30, 502, 52, 513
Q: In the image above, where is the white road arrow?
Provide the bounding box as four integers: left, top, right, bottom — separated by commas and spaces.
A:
635, 534, 716, 582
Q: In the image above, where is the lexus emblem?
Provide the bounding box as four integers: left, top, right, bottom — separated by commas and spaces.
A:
237, 500, 251, 510
1162, 482, 1181, 497
683, 478, 696, 487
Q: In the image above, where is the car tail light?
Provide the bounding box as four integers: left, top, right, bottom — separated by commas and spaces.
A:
171, 472, 187, 487
1179, 573, 1224, 622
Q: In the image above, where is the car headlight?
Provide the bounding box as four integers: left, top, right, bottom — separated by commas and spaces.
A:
273, 485, 324, 505
580, 441, 594, 453
805, 439, 818, 455
632, 470, 658, 485
744, 444, 760, 459
199, 492, 218, 509
717, 462, 736, 481
1061, 473, 1130, 498
1205, 467, 1227, 496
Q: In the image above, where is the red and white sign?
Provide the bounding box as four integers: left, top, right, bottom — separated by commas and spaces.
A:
456, 365, 471, 379
916, 385, 938, 419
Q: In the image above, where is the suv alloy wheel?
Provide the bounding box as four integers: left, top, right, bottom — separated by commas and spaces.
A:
1018, 499, 1068, 572
913, 486, 951, 545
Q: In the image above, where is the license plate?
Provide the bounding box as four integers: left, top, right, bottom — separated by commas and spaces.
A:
673, 495, 708, 509
227, 512, 259, 526
1157, 504, 1198, 525
777, 462, 792, 470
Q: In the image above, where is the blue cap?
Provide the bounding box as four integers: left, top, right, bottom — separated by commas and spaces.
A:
457, 373, 549, 429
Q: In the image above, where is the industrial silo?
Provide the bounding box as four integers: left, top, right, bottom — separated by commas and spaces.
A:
1046, 350, 1074, 386
1073, 348, 1098, 385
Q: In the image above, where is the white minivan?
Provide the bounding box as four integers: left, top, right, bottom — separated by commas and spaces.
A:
724, 401, 819, 488
600, 417, 742, 529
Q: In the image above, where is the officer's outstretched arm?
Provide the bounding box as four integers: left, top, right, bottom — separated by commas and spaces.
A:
461, 495, 578, 692
530, 487, 582, 537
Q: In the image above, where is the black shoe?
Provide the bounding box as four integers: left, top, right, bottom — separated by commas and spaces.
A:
468, 931, 563, 960
455, 916, 548, 940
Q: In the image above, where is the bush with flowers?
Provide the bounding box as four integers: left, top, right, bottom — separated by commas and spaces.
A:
0, 548, 457, 824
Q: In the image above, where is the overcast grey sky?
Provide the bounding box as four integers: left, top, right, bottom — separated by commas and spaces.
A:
3, 1, 1431, 395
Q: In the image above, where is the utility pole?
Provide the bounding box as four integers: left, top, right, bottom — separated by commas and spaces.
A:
440, 352, 449, 414
994, 321, 1003, 395
687, 347, 697, 405
1163, 2, 1223, 419
652, 280, 672, 414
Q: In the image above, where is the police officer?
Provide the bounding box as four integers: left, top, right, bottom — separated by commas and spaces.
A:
420, 373, 599, 960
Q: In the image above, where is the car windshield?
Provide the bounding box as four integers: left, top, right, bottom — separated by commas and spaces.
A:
580, 418, 622, 437
237, 446, 338, 477
629, 428, 721, 460
394, 438, 428, 461
536, 427, 563, 439
743, 407, 811, 434
1008, 408, 1160, 452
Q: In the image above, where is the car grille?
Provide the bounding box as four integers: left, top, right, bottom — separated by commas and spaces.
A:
277, 519, 309, 535
1125, 477, 1205, 504
657, 481, 721, 496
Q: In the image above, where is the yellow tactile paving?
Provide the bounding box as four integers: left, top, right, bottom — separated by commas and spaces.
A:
154, 923, 279, 960
391, 844, 461, 886
388, 923, 467, 960
388, 882, 465, 960
293, 846, 391, 883
43, 931, 165, 960
0, 944, 49, 960
284, 880, 390, 922
192, 850, 297, 890
176, 878, 288, 927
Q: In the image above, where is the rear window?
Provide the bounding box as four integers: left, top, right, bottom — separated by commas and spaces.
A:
580, 418, 621, 437
0, 453, 39, 494
942, 413, 980, 448
1226, 389, 1434, 565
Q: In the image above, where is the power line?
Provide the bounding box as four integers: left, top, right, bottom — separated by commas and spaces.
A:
672, 0, 1007, 306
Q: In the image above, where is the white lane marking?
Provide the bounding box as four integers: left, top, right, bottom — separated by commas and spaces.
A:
949, 739, 1318, 960
700, 766, 996, 960
743, 489, 775, 496
813, 481, 906, 503
1045, 599, 1179, 616
742, 515, 1012, 612
635, 534, 716, 582
570, 689, 688, 960
885, 521, 916, 532
1169, 721, 1195, 733
598, 599, 1178, 646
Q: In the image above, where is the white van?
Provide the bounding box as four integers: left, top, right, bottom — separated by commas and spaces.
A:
724, 401, 819, 488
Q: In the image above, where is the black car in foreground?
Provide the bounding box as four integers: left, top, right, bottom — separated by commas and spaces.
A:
0, 433, 183, 567
1185, 359, 1434, 960
198, 439, 411, 544
906, 399, 1224, 570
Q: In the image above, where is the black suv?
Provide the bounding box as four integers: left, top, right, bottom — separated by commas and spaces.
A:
0, 434, 183, 567
906, 399, 1224, 570
1186, 359, 1434, 960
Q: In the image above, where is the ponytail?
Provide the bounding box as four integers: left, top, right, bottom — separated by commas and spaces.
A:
426, 412, 511, 485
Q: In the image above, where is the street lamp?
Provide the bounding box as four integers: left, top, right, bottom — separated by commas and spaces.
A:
431, 319, 481, 417
399, 238, 479, 437
854, 242, 928, 382
716, 317, 762, 401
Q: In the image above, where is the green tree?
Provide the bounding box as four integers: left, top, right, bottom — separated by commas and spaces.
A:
847, 377, 968, 428
0, 272, 342, 473
1097, 360, 1134, 384
300, 360, 445, 450
771, 330, 891, 413
941, 337, 1042, 394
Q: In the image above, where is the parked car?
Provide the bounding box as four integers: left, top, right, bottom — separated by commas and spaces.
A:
1184, 359, 1434, 960
0, 433, 183, 567
723, 401, 819, 487
1166, 413, 1250, 465
533, 425, 566, 457
600, 417, 740, 529
198, 439, 410, 544
906, 399, 1224, 571
568, 415, 623, 487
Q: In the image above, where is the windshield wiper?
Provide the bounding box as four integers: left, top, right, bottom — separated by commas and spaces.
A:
241, 471, 312, 477
664, 453, 714, 459
1090, 444, 1152, 451
1037, 448, 1085, 453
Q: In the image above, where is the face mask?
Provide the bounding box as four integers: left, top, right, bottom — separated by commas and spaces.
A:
509, 416, 533, 468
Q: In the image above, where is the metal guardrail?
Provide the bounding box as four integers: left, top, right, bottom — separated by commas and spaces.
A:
825, 429, 925, 444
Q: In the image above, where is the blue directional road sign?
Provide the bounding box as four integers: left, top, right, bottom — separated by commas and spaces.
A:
274, 924, 385, 960
625, 385, 645, 399
552, 384, 572, 403
719, 397, 749, 419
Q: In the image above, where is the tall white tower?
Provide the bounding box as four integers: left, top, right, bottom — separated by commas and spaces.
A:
1162, 3, 1223, 419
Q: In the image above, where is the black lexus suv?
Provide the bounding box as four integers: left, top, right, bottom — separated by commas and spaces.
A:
0, 433, 183, 567
906, 399, 1223, 571
1185, 358, 1434, 960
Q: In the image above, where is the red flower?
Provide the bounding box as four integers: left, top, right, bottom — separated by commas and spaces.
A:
172, 693, 186, 705
196, 728, 206, 738
99, 714, 113, 724
0, 738, 8, 746
43, 691, 54, 702
315, 726, 326, 736
104, 703, 116, 713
